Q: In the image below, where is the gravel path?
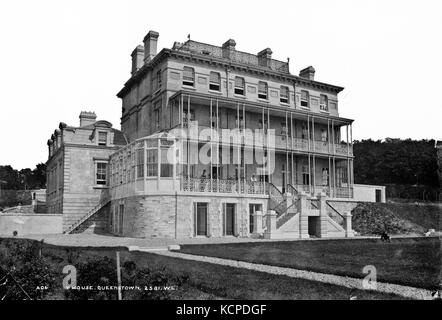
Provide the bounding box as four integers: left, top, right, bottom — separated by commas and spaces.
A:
151, 250, 433, 300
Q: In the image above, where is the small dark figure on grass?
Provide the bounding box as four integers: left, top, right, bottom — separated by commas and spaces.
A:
380, 231, 390, 243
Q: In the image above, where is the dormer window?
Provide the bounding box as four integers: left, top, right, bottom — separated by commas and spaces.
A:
320, 94, 328, 112
234, 77, 245, 96
301, 90, 309, 108
280, 86, 289, 104
209, 72, 221, 91
183, 66, 195, 87
258, 81, 268, 100
98, 132, 108, 146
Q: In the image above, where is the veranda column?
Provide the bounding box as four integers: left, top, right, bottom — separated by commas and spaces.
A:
328, 156, 332, 197
347, 158, 351, 198
262, 107, 265, 191
237, 102, 240, 193
285, 111, 289, 192
327, 119, 331, 154
173, 138, 177, 191
333, 156, 336, 197
312, 154, 316, 195
350, 123, 353, 155
187, 95, 190, 179
144, 140, 148, 193
308, 153, 311, 194
216, 99, 219, 192
180, 95, 183, 189
307, 115, 310, 151
312, 116, 315, 152
267, 108, 271, 184
243, 103, 246, 183
210, 98, 213, 192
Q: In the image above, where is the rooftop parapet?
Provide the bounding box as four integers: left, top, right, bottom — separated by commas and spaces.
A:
174, 40, 290, 73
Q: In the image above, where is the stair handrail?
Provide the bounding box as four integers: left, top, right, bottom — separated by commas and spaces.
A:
309, 198, 319, 209
267, 182, 284, 200
286, 183, 298, 196
65, 194, 111, 234
325, 200, 345, 220
272, 199, 287, 216
276, 202, 298, 229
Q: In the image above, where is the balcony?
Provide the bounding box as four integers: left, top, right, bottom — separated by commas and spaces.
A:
182, 177, 266, 195
182, 122, 353, 156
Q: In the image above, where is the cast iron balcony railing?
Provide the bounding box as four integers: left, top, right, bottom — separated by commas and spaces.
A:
181, 176, 266, 195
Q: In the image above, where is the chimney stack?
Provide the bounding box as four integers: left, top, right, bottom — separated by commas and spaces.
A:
131, 45, 144, 75
143, 30, 159, 64
222, 39, 236, 59
299, 66, 315, 80
257, 48, 273, 68
79, 111, 97, 127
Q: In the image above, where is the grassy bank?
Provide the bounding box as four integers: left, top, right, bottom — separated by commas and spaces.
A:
179, 237, 441, 290
352, 202, 441, 235
0, 237, 406, 300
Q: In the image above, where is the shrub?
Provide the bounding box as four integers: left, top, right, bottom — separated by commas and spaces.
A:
352, 203, 423, 235
0, 239, 57, 300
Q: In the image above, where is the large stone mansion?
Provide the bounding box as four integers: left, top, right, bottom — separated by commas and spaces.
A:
45, 30, 385, 239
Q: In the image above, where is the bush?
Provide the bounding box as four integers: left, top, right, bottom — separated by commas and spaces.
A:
121, 260, 189, 300
0, 239, 57, 300
64, 256, 118, 300
351, 203, 424, 235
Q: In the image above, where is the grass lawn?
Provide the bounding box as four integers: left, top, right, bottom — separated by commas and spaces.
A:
178, 237, 441, 290
0, 238, 407, 300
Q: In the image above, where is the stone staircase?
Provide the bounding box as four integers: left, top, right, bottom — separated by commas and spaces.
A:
64, 195, 111, 234
257, 185, 353, 239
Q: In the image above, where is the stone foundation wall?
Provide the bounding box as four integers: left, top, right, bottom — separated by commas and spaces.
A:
109, 194, 267, 239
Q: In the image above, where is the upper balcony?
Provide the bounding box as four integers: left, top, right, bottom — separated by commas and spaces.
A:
183, 122, 353, 156
168, 92, 354, 157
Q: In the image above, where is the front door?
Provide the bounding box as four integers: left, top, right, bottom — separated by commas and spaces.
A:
308, 216, 319, 237
249, 204, 262, 233
224, 203, 235, 236
195, 203, 208, 236
375, 189, 382, 202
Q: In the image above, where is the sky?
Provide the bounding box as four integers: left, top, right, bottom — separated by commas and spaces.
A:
0, 0, 441, 169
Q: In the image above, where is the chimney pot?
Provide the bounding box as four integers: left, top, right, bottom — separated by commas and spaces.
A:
79, 111, 97, 127
222, 39, 236, 59
299, 66, 315, 80
131, 45, 144, 75
143, 30, 159, 64
257, 48, 272, 67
